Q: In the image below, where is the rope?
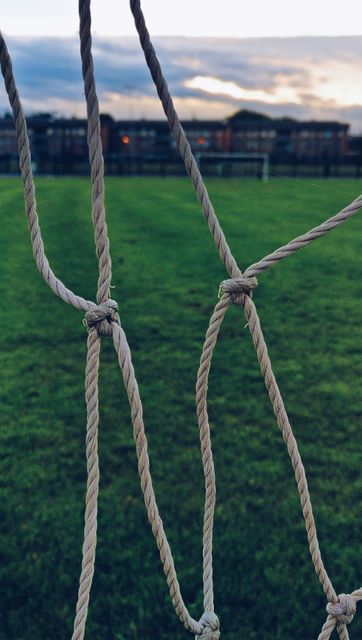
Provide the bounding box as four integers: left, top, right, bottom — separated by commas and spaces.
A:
318, 590, 362, 640
0, 32, 95, 313
1, 1, 361, 638
244, 194, 362, 278
196, 297, 229, 612
71, 2, 115, 636
71, 328, 101, 640
128, 4, 362, 635
79, 0, 112, 305
129, 0, 362, 283
129, 0, 242, 281
112, 319, 205, 636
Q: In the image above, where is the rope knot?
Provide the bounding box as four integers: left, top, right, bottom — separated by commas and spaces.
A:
219, 275, 258, 305
84, 299, 120, 337
327, 593, 356, 624
195, 612, 220, 640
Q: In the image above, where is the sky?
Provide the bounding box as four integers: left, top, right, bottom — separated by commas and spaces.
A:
1, 1, 362, 132
2, 0, 362, 38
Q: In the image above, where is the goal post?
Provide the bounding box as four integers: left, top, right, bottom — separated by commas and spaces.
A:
195, 152, 269, 182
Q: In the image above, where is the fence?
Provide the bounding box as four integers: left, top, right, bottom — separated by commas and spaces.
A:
0, 153, 361, 178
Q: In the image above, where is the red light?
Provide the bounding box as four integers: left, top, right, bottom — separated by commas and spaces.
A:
198, 135, 206, 145
122, 135, 130, 144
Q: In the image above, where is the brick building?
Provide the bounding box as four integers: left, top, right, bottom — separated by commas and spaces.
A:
227, 110, 349, 159
0, 109, 352, 174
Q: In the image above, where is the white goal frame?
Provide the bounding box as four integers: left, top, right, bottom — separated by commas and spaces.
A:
195, 151, 270, 182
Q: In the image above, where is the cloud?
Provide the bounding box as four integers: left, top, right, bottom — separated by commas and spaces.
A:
184, 76, 302, 105
1, 35, 362, 131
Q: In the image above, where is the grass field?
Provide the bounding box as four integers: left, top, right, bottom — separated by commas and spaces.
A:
0, 176, 361, 640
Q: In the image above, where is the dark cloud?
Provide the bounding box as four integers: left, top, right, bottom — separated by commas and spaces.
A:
8, 37, 83, 99
0, 35, 361, 130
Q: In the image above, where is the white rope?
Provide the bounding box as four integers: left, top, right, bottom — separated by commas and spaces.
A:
0, 2, 361, 639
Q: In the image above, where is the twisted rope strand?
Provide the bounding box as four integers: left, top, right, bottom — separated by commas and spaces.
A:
196, 297, 230, 612
72, 329, 101, 640
79, 0, 112, 304
129, 0, 241, 280
112, 321, 204, 636
318, 617, 349, 640
130, 0, 362, 287
336, 623, 349, 640
244, 194, 362, 278
71, 4, 116, 638
240, 293, 336, 603
0, 32, 95, 312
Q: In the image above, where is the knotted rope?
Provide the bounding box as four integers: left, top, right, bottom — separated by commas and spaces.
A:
195, 612, 220, 639
328, 594, 356, 625
0, 0, 361, 638
219, 276, 258, 304
84, 299, 120, 336
317, 591, 362, 640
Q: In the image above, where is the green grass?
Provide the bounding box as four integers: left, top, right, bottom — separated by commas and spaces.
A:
0, 176, 361, 640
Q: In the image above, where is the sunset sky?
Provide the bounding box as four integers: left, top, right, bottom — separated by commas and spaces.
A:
1, 1, 362, 131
